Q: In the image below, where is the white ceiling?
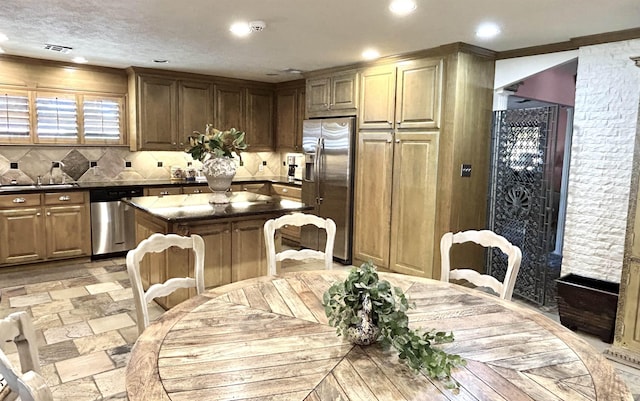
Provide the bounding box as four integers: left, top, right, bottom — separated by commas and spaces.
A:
1, 1, 639, 83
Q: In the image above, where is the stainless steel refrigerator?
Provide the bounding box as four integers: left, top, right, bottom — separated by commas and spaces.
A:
301, 117, 355, 264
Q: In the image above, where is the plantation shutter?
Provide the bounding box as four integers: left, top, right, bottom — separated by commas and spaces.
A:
36, 93, 78, 140
0, 92, 30, 140
83, 97, 123, 142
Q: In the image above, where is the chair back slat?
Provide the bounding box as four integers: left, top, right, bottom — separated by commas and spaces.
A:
127, 233, 206, 335
440, 230, 522, 300
264, 213, 337, 275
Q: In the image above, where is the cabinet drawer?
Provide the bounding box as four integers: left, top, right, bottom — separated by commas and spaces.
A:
0, 193, 42, 208
146, 186, 183, 196
271, 184, 301, 199
44, 191, 87, 205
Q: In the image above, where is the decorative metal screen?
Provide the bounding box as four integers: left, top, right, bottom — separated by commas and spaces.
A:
488, 106, 558, 305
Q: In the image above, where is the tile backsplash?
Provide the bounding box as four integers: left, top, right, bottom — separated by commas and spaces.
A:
0, 146, 291, 185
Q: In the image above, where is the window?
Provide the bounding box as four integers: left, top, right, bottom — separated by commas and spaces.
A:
0, 89, 127, 145
0, 92, 30, 143
83, 96, 124, 143
36, 93, 78, 142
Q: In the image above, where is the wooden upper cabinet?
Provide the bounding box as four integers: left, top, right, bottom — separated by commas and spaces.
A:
395, 58, 443, 130
276, 88, 298, 150
359, 66, 396, 130
245, 87, 274, 151
306, 70, 358, 117
275, 84, 305, 151
178, 80, 213, 146
138, 75, 178, 150
214, 84, 274, 151
214, 84, 244, 131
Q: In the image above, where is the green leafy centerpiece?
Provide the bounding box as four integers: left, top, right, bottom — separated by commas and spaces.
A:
323, 262, 466, 388
185, 124, 247, 203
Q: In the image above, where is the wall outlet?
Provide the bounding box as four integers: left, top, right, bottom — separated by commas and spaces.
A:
259, 163, 264, 172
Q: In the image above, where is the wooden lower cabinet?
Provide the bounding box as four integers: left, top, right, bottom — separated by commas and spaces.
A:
270, 184, 303, 243
353, 131, 438, 277
353, 132, 393, 267
0, 191, 90, 266
134, 209, 270, 309
44, 191, 91, 259
0, 206, 45, 265
389, 132, 438, 276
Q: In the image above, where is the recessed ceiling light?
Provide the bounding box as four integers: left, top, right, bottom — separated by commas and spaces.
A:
153, 59, 169, 63
282, 68, 303, 74
230, 22, 251, 37
0, 33, 8, 42
72, 56, 88, 64
362, 49, 380, 60
389, 0, 416, 16
476, 23, 501, 39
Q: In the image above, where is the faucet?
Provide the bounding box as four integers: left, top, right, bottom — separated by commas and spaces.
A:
49, 161, 66, 184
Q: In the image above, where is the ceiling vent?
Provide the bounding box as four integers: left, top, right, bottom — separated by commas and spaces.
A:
44, 44, 73, 54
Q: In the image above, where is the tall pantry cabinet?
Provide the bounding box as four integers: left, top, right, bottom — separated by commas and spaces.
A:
353, 46, 495, 279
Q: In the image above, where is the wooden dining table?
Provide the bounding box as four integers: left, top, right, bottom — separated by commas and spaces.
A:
126, 270, 632, 401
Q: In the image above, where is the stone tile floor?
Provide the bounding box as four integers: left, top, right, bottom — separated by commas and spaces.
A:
0, 257, 639, 400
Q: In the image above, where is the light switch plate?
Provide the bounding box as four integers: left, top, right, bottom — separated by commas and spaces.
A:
461, 164, 472, 177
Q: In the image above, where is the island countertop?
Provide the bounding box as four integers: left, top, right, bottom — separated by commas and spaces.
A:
124, 191, 312, 223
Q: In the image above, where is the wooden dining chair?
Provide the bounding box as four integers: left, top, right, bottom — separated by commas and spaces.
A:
0, 312, 53, 401
126, 233, 206, 335
440, 229, 522, 301
263, 213, 337, 276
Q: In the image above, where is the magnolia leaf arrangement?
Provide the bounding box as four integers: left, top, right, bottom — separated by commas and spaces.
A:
185, 124, 248, 163
323, 262, 466, 389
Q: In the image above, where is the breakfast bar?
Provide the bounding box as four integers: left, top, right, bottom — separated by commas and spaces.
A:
125, 191, 312, 308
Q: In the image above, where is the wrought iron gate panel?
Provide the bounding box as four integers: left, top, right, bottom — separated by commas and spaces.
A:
488, 106, 558, 305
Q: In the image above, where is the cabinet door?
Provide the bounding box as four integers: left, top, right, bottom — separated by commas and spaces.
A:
359, 66, 396, 130
353, 131, 394, 267
232, 219, 267, 281
190, 223, 232, 289
276, 89, 297, 150
296, 88, 306, 145
0, 207, 44, 264
246, 87, 274, 150
215, 85, 244, 132
389, 132, 439, 277
45, 204, 90, 259
179, 81, 212, 146
306, 77, 331, 113
138, 76, 178, 150
331, 72, 358, 111
395, 58, 443, 130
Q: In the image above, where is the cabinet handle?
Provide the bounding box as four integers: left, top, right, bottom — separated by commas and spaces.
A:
172, 142, 177, 145
58, 195, 71, 201
395, 139, 400, 143
224, 230, 230, 234
36, 212, 41, 216
386, 138, 392, 143
12, 197, 26, 204
160, 191, 169, 196
47, 212, 51, 216
282, 188, 288, 193
193, 189, 201, 193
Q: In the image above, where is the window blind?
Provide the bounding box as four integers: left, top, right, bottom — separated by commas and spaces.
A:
0, 93, 30, 138
36, 95, 78, 139
83, 98, 121, 141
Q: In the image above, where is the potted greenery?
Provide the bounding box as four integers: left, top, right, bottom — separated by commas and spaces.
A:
185, 124, 247, 203
323, 262, 465, 389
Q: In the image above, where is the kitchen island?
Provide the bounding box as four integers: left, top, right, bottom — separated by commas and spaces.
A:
125, 191, 312, 308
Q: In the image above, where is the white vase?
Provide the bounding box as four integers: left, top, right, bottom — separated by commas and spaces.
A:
202, 157, 237, 204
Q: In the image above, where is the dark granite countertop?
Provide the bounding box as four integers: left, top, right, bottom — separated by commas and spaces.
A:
124, 191, 312, 222
0, 176, 301, 195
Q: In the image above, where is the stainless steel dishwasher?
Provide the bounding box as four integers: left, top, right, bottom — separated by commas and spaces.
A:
90, 186, 144, 258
